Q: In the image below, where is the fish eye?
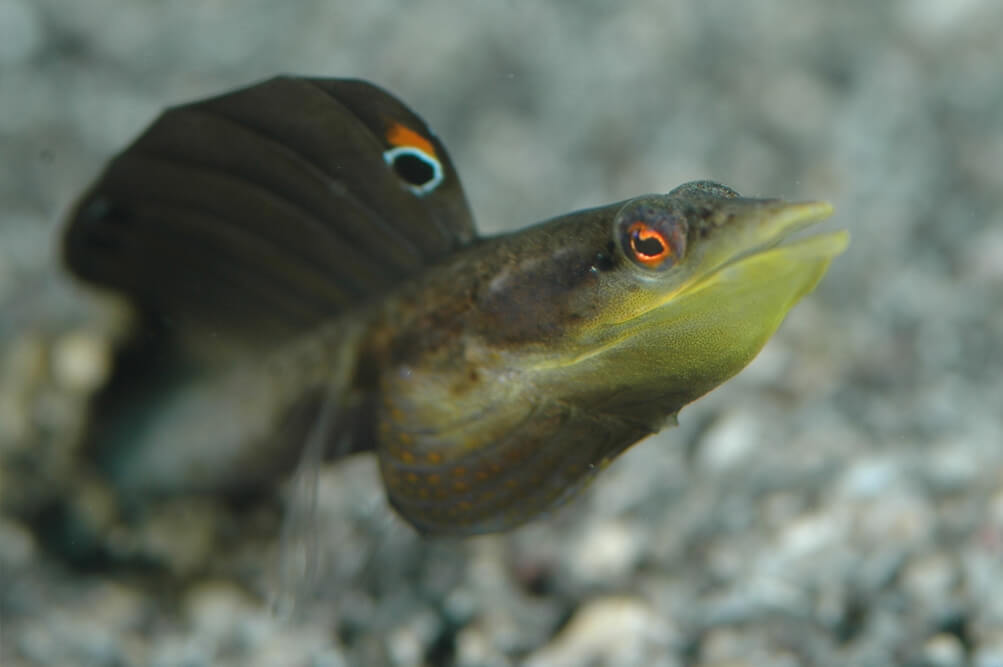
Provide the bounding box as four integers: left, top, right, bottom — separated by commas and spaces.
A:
615, 201, 687, 271
627, 222, 670, 266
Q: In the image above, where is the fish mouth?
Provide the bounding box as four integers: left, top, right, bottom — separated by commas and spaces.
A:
533, 195, 849, 373
580, 198, 847, 368
592, 199, 847, 335
721, 201, 835, 264
678, 200, 847, 298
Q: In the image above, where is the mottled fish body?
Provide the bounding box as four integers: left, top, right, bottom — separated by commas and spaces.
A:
62, 77, 848, 538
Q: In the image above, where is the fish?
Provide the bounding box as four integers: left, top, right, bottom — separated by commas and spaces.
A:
61, 76, 848, 538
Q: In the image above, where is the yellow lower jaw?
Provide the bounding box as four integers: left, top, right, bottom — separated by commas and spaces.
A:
679, 229, 850, 301
617, 227, 850, 359
531, 229, 849, 373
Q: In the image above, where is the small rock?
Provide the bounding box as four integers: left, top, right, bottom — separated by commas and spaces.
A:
701, 576, 810, 627
923, 632, 965, 667
898, 0, 991, 40
902, 553, 957, 604
965, 222, 1003, 283
184, 580, 259, 642
0, 334, 47, 444
73, 477, 118, 537
974, 634, 1003, 667
776, 509, 845, 561
570, 519, 643, 584
0, 0, 44, 65
835, 457, 903, 499
697, 409, 763, 472
19, 581, 148, 666
923, 442, 979, 492
700, 626, 800, 667
0, 515, 36, 567
857, 493, 933, 546
139, 499, 220, 576
455, 624, 497, 667
388, 609, 442, 667
51, 330, 111, 394
524, 596, 675, 667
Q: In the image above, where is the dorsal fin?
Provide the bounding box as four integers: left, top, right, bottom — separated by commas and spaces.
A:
63, 76, 477, 364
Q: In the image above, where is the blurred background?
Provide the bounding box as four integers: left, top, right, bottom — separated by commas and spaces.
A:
2, 1, 1002, 665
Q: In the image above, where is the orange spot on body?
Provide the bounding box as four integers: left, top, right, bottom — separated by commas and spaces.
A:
386, 122, 437, 158
426, 451, 443, 465
400, 450, 415, 464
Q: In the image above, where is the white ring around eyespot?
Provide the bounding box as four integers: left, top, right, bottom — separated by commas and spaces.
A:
382, 146, 444, 196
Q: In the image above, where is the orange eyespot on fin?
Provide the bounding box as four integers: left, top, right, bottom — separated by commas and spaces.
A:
383, 122, 444, 196
627, 222, 672, 268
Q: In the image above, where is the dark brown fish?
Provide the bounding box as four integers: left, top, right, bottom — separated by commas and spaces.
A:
62, 76, 848, 537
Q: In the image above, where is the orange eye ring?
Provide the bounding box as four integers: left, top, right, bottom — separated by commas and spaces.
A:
613, 199, 687, 271
627, 222, 672, 267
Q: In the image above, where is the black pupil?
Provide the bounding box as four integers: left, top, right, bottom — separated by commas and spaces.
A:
392, 153, 435, 186
633, 231, 665, 257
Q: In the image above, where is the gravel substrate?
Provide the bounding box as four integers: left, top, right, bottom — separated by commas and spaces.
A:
2, 1, 1002, 666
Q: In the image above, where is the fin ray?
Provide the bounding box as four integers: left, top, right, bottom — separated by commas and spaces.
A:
64, 76, 477, 363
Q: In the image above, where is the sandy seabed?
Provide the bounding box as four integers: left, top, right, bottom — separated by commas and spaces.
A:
2, 2, 1003, 666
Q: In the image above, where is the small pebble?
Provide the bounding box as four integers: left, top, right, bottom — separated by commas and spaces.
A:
0, 516, 36, 567
974, 635, 1003, 667
0, 0, 44, 65
923, 632, 965, 667
902, 553, 957, 604
697, 409, 762, 472
0, 335, 47, 444
835, 457, 903, 499
52, 330, 111, 394
965, 224, 1003, 283
776, 509, 845, 561
184, 580, 260, 643
924, 441, 979, 492
700, 627, 800, 667
570, 519, 643, 584
524, 596, 674, 667
898, 0, 990, 39
388, 609, 442, 667
140, 499, 220, 576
